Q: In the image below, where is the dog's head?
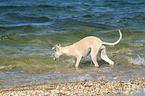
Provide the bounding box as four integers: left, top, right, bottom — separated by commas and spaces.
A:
52, 44, 62, 60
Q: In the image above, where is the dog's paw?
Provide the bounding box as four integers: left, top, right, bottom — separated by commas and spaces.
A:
109, 61, 114, 65
95, 65, 99, 68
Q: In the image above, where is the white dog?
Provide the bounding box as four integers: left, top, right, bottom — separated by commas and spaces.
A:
52, 30, 122, 68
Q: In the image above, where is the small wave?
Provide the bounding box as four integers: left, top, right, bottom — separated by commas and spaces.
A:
0, 22, 52, 28
128, 55, 145, 65
4, 12, 52, 22
0, 4, 55, 8
0, 5, 29, 8
37, 5, 55, 8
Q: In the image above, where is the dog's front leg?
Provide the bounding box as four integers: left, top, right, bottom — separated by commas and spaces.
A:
71, 57, 76, 63
75, 56, 82, 68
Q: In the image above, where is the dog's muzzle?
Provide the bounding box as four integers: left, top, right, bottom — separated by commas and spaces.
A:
53, 57, 56, 60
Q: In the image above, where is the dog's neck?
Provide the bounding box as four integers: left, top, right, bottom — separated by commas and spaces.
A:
60, 45, 73, 56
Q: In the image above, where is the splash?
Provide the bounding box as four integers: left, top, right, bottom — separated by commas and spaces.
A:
128, 55, 145, 65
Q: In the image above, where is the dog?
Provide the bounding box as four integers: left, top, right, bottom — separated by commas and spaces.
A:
52, 30, 122, 68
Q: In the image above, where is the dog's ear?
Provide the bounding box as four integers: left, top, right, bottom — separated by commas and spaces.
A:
52, 47, 56, 50
52, 44, 61, 51
56, 44, 61, 47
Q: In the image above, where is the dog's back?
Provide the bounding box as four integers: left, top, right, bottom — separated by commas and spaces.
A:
72, 36, 102, 55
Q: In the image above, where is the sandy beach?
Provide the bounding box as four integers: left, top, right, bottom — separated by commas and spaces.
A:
1, 76, 145, 96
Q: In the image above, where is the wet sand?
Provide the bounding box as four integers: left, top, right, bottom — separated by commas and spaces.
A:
1, 76, 145, 96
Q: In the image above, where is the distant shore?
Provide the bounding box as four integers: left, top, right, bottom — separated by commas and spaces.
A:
1, 76, 145, 96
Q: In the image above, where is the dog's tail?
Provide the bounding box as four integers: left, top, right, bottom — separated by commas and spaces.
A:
102, 29, 122, 46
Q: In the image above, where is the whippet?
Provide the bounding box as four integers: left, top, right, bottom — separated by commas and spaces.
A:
52, 30, 122, 68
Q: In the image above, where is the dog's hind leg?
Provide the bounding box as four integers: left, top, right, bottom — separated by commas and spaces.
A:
91, 47, 99, 67
100, 45, 114, 65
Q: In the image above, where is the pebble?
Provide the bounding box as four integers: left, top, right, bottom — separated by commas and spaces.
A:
123, 91, 129, 95
0, 77, 145, 96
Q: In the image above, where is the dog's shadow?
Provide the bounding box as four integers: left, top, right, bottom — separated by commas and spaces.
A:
79, 60, 110, 68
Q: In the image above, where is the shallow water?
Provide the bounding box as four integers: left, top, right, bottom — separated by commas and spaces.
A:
0, 0, 145, 89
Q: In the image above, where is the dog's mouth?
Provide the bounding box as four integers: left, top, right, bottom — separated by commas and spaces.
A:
53, 57, 56, 61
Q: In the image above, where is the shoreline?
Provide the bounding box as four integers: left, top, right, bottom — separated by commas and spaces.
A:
1, 76, 145, 96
